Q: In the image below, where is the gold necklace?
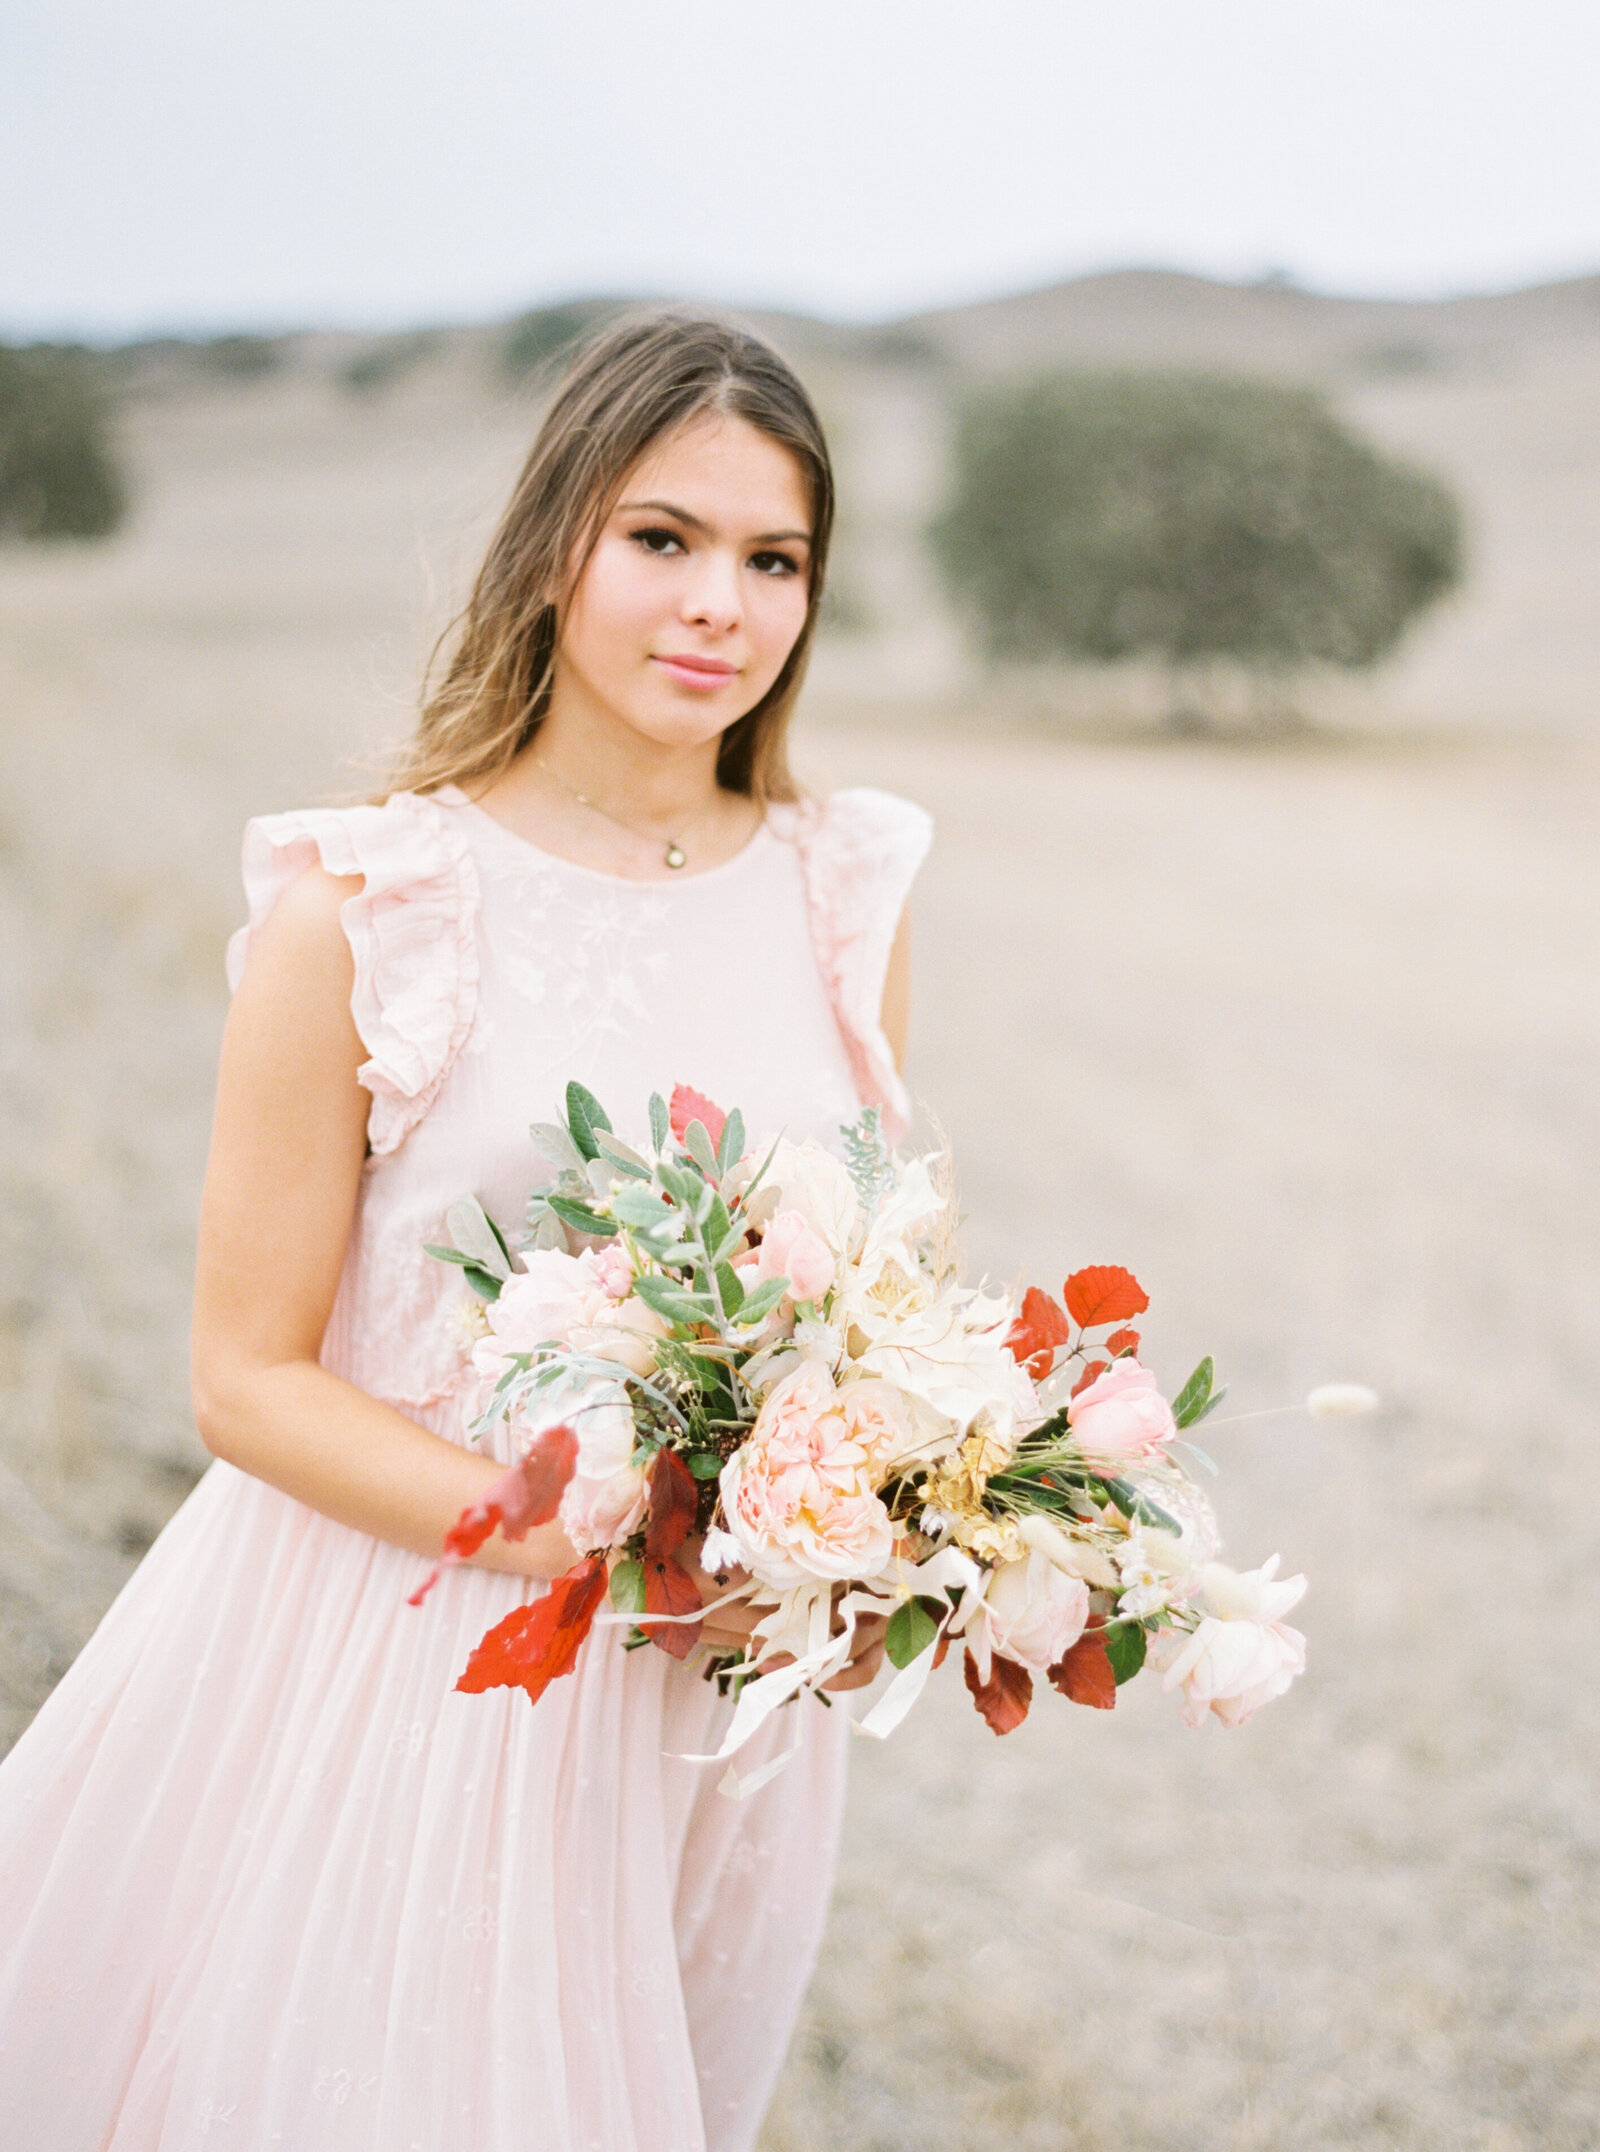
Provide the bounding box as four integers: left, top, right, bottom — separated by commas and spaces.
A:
532, 758, 697, 871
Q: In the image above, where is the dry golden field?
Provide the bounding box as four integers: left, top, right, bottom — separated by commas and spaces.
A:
1, 279, 1597, 2147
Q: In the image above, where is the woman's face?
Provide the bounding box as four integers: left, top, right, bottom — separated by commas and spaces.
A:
552, 412, 814, 753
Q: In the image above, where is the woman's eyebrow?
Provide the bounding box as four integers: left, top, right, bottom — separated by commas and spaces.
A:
617, 498, 811, 546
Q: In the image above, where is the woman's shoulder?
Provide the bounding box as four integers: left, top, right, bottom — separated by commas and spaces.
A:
773, 785, 933, 910
770, 783, 934, 865
227, 790, 480, 1156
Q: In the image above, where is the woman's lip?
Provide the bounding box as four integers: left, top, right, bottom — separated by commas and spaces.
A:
651, 653, 738, 686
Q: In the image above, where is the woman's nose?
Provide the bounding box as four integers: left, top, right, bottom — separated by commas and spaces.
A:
680, 548, 743, 634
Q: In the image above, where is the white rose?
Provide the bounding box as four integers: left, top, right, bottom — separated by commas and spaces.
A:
1149, 1555, 1307, 1727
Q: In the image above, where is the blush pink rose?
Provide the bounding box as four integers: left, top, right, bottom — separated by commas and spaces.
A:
1067, 1359, 1177, 1467
980, 1552, 1091, 1673
719, 1358, 895, 1589
752, 1210, 837, 1304
560, 1465, 648, 1555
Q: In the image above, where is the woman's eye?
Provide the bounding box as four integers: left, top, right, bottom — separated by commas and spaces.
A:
750, 550, 800, 578
632, 526, 685, 557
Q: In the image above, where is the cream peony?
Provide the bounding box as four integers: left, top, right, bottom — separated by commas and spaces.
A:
1067, 1360, 1177, 1467
977, 1551, 1090, 1673
1149, 1555, 1307, 1726
476, 1247, 617, 1362
717, 1357, 895, 1589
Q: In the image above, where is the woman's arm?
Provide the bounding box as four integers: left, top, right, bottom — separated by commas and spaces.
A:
191, 866, 578, 1582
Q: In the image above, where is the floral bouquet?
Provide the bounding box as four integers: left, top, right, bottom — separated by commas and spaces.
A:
411, 1082, 1306, 1792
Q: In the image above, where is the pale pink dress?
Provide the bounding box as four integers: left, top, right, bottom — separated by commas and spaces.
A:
0, 781, 932, 2152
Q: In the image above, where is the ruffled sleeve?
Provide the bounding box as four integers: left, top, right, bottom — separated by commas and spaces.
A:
224, 790, 480, 1158
790, 786, 933, 1142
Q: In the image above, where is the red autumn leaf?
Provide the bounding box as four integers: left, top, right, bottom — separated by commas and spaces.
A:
1070, 1358, 1109, 1400
490, 1422, 580, 1537
669, 1083, 727, 1150
1049, 1630, 1117, 1710
645, 1447, 700, 1561
405, 1422, 579, 1606
454, 1554, 607, 1704
963, 1648, 1033, 1735
640, 1553, 705, 1660
1105, 1327, 1142, 1358
1005, 1286, 1072, 1378
1062, 1265, 1150, 1331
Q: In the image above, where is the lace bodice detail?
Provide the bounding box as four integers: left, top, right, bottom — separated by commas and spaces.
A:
226, 782, 932, 1414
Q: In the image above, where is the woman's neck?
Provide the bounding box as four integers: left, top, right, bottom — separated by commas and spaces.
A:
468, 710, 761, 882
527, 708, 725, 827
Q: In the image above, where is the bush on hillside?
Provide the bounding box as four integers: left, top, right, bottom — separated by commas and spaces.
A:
501, 302, 616, 383
338, 331, 441, 397
193, 334, 284, 380
929, 371, 1462, 682
0, 345, 127, 541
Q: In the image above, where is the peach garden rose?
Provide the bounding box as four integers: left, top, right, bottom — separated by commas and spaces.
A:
716, 1357, 895, 1590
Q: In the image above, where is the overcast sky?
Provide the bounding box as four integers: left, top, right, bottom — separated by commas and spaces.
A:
4, 0, 1598, 339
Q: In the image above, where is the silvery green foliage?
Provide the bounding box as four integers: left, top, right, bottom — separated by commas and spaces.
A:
841, 1106, 893, 1215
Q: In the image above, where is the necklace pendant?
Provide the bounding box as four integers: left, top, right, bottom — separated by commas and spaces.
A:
664, 842, 687, 871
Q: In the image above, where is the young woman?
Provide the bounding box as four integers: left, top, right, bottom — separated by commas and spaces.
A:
0, 313, 931, 2152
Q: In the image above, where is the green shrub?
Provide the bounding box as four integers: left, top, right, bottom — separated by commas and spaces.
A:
338, 331, 440, 397
0, 345, 127, 541
194, 334, 284, 380
501, 302, 615, 383
929, 371, 1462, 674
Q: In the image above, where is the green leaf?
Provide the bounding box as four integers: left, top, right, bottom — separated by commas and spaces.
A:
1192, 1385, 1227, 1425
609, 1559, 647, 1615
683, 1119, 720, 1178
885, 1597, 940, 1669
611, 1184, 673, 1230
1099, 1475, 1181, 1535
423, 1241, 474, 1268
732, 1276, 788, 1327
715, 1260, 745, 1316
648, 1091, 670, 1155
1104, 1622, 1148, 1685
1172, 1356, 1215, 1430
705, 1193, 734, 1255
656, 1160, 693, 1209
444, 1195, 513, 1280
462, 1263, 502, 1302
630, 1271, 712, 1324
717, 1107, 745, 1173
529, 1120, 585, 1173
593, 1130, 652, 1180
687, 1452, 724, 1480
565, 1080, 612, 1162
545, 1193, 617, 1238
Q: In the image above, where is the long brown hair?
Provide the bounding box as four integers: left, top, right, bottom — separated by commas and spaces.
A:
384, 311, 835, 805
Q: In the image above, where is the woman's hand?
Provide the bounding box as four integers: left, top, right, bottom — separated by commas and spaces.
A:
821, 1610, 886, 1691
684, 1537, 886, 1689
